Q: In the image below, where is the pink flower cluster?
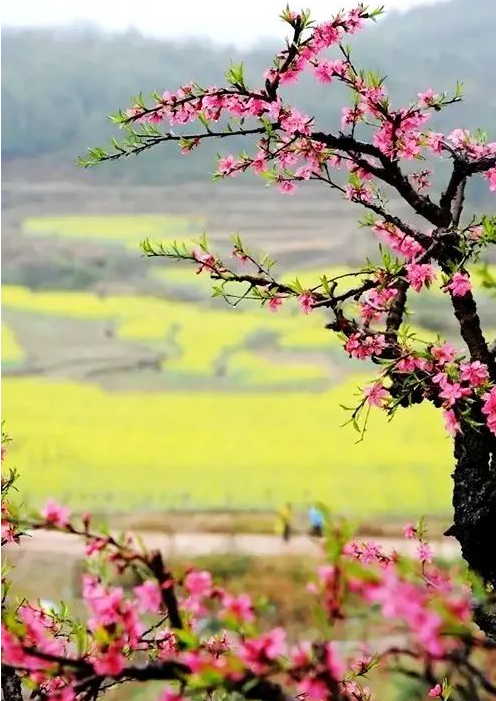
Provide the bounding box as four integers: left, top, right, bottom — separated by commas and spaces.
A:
359, 286, 398, 323
372, 221, 424, 261
363, 382, 390, 407
406, 262, 436, 292
482, 386, 496, 435
344, 332, 386, 360
443, 271, 472, 297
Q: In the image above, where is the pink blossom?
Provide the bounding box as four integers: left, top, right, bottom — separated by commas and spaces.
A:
314, 60, 334, 84
133, 580, 162, 614
344, 7, 365, 33
448, 128, 471, 148
344, 332, 386, 360
344, 540, 390, 566
467, 224, 483, 240
277, 179, 297, 194
218, 154, 241, 177
159, 688, 185, 701
443, 409, 461, 436
1, 522, 18, 544
93, 648, 126, 676
372, 221, 424, 260
439, 380, 471, 406
403, 523, 417, 539
263, 627, 286, 658
431, 343, 457, 366
232, 248, 249, 264
429, 684, 442, 698
251, 152, 267, 174
279, 69, 299, 85
267, 296, 283, 312
325, 642, 344, 678
395, 356, 418, 374
184, 569, 212, 596
192, 248, 219, 275
317, 564, 335, 586
313, 58, 345, 84
417, 89, 440, 107
426, 132, 444, 154
41, 500, 70, 528
221, 593, 254, 622
290, 641, 312, 668
418, 543, 433, 564
298, 677, 329, 701
444, 272, 471, 297
410, 169, 432, 190
341, 105, 366, 129
482, 387, 496, 435
280, 108, 312, 135
85, 537, 108, 557
295, 164, 313, 180
364, 383, 390, 408
344, 182, 373, 203
240, 628, 286, 672
298, 291, 315, 314
484, 166, 496, 191
313, 21, 340, 49
157, 629, 177, 658
406, 262, 436, 292
359, 287, 397, 322
459, 361, 489, 387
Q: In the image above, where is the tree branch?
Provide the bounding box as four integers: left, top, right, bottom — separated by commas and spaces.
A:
449, 290, 496, 379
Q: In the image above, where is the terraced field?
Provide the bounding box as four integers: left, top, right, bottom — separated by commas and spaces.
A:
2, 211, 493, 515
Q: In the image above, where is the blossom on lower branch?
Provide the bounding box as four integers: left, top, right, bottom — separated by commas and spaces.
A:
482, 386, 496, 435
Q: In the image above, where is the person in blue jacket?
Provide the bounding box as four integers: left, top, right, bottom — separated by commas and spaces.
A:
308, 503, 325, 538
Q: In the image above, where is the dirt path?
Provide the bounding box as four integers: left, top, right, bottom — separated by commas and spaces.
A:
9, 529, 461, 560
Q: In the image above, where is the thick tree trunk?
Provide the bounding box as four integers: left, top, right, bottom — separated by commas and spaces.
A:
447, 422, 496, 638
1, 666, 23, 701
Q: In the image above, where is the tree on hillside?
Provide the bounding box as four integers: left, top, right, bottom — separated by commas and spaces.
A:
2, 4, 496, 700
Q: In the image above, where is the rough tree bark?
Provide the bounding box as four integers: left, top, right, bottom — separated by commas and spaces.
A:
1, 666, 23, 701
447, 343, 496, 639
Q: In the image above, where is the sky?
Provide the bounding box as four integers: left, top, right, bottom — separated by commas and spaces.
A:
2, 0, 453, 47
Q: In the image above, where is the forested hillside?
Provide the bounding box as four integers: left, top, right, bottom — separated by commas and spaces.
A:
2, 0, 495, 185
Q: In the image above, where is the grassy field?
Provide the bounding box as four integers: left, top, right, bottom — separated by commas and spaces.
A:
2, 375, 452, 515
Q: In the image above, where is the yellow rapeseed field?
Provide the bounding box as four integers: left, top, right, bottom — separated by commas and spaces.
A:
22, 215, 203, 249
2, 285, 339, 379
1, 323, 25, 365
2, 376, 452, 514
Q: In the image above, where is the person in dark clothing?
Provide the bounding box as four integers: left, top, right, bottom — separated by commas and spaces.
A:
277, 503, 293, 542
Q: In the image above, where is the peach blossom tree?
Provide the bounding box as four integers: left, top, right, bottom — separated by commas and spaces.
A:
81, 3, 496, 619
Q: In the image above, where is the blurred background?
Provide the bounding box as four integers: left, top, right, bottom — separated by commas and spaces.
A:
2, 0, 496, 535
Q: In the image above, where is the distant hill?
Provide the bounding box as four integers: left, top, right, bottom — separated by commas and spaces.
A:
2, 0, 495, 187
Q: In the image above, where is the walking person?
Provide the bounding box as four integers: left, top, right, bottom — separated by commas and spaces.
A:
308, 503, 325, 538
276, 502, 293, 542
